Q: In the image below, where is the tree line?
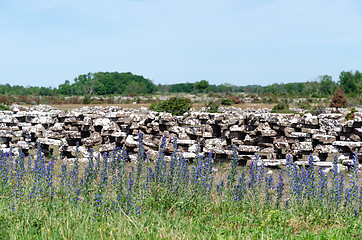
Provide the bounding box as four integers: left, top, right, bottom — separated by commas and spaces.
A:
0, 70, 361, 97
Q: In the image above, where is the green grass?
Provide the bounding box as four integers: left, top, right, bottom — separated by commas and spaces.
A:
1, 191, 360, 239
0, 143, 361, 239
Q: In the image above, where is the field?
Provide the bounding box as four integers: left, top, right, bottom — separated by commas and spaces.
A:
33, 102, 276, 111
0, 134, 361, 239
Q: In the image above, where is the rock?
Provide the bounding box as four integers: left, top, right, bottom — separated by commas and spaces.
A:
37, 138, 62, 146
125, 135, 138, 148
312, 134, 336, 143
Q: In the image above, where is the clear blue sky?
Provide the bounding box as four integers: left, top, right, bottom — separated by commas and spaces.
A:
1, 0, 361, 87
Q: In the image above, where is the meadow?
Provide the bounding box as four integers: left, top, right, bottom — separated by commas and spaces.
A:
0, 133, 361, 239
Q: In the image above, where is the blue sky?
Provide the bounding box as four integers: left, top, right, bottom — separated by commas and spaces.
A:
1, 0, 362, 87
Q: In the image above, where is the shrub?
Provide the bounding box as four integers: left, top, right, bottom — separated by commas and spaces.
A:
296, 101, 311, 110
229, 95, 243, 104
83, 95, 92, 104
307, 105, 327, 116
0, 95, 12, 105
205, 100, 220, 113
272, 102, 289, 112
150, 97, 191, 115
0, 104, 10, 111
345, 108, 357, 121
221, 98, 233, 106
330, 86, 348, 108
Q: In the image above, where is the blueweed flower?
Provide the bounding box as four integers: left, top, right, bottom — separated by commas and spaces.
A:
60, 164, 68, 187
337, 173, 345, 204
45, 158, 55, 200
74, 142, 80, 180
100, 153, 109, 189
227, 145, 238, 188
93, 153, 101, 181
349, 152, 359, 203
248, 155, 259, 197
94, 193, 103, 208
124, 167, 135, 214
233, 172, 246, 201
84, 148, 94, 185
317, 167, 327, 202
27, 155, 32, 173
276, 170, 284, 205
30, 143, 46, 199
216, 180, 224, 196
265, 173, 273, 205
135, 132, 145, 188
155, 134, 167, 184
257, 160, 265, 190
306, 154, 316, 199
144, 154, 152, 191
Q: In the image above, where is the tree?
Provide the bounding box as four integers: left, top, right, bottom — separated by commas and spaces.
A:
195, 80, 209, 93
339, 70, 362, 97
319, 75, 336, 96
330, 86, 348, 108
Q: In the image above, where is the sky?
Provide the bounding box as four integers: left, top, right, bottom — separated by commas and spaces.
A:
1, 0, 362, 87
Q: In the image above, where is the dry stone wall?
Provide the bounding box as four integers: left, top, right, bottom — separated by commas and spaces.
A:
1, 105, 361, 167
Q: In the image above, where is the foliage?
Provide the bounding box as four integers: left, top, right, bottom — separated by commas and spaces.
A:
229, 95, 243, 104
330, 86, 348, 108
168, 83, 195, 93
58, 72, 156, 96
150, 97, 191, 115
195, 80, 209, 92
296, 100, 311, 110
0, 138, 361, 239
205, 100, 220, 113
272, 101, 289, 112
221, 98, 233, 106
339, 70, 362, 97
0, 103, 10, 111
345, 108, 357, 121
82, 95, 92, 104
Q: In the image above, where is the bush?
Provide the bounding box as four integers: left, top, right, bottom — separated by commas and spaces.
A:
296, 101, 311, 110
272, 102, 289, 112
205, 100, 220, 113
150, 97, 191, 115
221, 98, 233, 106
83, 95, 92, 104
345, 108, 357, 121
229, 95, 243, 104
330, 86, 348, 108
0, 104, 10, 111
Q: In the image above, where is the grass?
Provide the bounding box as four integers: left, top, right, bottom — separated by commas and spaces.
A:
0, 138, 361, 239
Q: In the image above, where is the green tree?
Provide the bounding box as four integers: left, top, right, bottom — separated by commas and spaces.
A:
319, 75, 336, 96
339, 70, 362, 97
195, 80, 209, 93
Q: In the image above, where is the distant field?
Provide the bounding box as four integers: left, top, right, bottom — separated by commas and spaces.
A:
35, 103, 276, 111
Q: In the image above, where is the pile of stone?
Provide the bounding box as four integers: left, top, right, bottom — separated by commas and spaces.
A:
0, 104, 361, 168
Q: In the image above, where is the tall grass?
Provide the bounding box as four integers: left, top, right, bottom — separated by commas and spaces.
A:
0, 135, 361, 239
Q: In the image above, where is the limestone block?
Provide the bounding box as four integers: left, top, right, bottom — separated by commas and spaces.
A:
238, 145, 259, 152
314, 144, 339, 154
125, 135, 138, 148
37, 137, 62, 146
312, 134, 336, 143
333, 141, 362, 149
99, 142, 116, 152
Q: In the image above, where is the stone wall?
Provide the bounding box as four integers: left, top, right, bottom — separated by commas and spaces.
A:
0, 105, 361, 167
